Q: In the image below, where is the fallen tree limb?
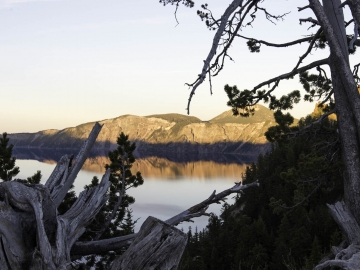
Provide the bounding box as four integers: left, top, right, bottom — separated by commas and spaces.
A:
165, 180, 260, 226
71, 234, 136, 256
71, 180, 260, 255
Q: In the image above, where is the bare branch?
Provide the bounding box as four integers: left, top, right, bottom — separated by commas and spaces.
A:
283, 109, 337, 139
354, 63, 360, 83
346, 19, 355, 27
298, 5, 310, 12
236, 34, 313, 48
208, 69, 213, 95
318, 90, 334, 106
165, 180, 259, 226
350, 23, 359, 51
277, 182, 321, 211
299, 17, 319, 25
292, 27, 322, 71
340, 0, 350, 8
252, 58, 329, 93
174, 3, 180, 27
257, 6, 289, 25
185, 0, 244, 114
314, 259, 348, 270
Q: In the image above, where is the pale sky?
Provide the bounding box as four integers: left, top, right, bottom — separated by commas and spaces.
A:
0, 0, 353, 133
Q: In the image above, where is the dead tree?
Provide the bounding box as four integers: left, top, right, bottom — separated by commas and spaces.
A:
0, 123, 259, 269
161, 0, 360, 268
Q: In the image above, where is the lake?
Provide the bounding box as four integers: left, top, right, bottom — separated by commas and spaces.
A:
14, 151, 257, 232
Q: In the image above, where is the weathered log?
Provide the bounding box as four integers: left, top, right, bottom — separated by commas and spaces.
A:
71, 234, 136, 256
46, 122, 103, 207
0, 201, 27, 269
55, 169, 111, 264
327, 201, 360, 245
315, 247, 360, 270
110, 216, 187, 270
0, 123, 108, 269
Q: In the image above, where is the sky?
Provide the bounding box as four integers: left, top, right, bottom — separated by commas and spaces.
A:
0, 0, 353, 133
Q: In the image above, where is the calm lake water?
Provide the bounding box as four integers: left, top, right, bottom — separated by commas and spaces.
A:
14, 153, 257, 232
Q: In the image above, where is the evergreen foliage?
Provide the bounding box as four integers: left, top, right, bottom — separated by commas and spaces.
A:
120, 208, 138, 235
0, 132, 19, 181
57, 184, 77, 215
79, 132, 143, 269
180, 114, 343, 270
27, 170, 42, 184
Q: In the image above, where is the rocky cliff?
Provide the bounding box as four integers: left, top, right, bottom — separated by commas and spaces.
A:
9, 105, 275, 155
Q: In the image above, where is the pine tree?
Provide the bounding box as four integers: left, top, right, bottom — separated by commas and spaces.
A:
27, 170, 42, 184
79, 132, 143, 268
120, 208, 138, 235
179, 114, 342, 269
0, 132, 19, 181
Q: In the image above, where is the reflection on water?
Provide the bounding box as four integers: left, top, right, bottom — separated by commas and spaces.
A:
13, 149, 258, 231
42, 156, 249, 180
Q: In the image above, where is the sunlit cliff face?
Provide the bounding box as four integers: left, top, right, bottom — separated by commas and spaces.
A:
9, 105, 275, 152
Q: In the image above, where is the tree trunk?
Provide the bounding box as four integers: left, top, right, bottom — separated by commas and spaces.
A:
310, 0, 360, 268
110, 216, 187, 270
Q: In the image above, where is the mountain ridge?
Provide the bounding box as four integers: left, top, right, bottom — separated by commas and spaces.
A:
9, 105, 276, 155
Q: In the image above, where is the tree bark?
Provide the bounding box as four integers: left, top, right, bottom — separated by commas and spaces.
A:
0, 123, 110, 269
308, 0, 360, 268
327, 201, 360, 245
110, 216, 187, 270
310, 0, 360, 223
46, 122, 103, 208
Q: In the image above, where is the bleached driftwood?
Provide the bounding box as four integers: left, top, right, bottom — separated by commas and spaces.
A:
0, 164, 111, 269
110, 216, 187, 270
45, 122, 103, 207
0, 123, 110, 269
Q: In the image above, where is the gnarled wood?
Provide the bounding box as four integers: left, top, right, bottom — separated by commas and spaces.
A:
0, 123, 108, 269
46, 122, 103, 208
110, 216, 187, 270
328, 201, 360, 245
0, 202, 27, 269
71, 233, 136, 256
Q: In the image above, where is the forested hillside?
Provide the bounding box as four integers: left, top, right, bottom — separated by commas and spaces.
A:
180, 114, 343, 270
